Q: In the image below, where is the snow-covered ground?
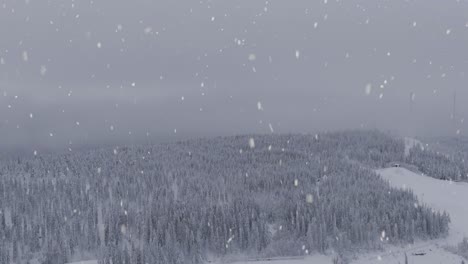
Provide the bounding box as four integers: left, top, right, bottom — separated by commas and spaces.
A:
353, 167, 468, 264
379, 167, 468, 245
227, 166, 468, 264
65, 260, 98, 264
226, 254, 332, 264
353, 244, 463, 264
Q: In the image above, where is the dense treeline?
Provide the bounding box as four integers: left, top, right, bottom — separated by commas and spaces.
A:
406, 146, 468, 181
0, 130, 449, 264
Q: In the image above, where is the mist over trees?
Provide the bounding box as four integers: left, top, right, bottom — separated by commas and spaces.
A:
0, 131, 450, 264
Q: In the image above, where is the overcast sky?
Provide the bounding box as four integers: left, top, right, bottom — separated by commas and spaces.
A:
1, 0, 468, 153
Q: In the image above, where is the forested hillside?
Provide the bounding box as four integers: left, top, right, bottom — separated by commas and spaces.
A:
406, 138, 468, 182
0, 131, 450, 264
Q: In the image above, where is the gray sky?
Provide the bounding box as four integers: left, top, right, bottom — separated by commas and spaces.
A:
1, 0, 468, 153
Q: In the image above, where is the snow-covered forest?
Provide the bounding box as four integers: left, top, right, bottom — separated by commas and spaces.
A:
0, 131, 452, 264
2, 0, 468, 263
407, 146, 468, 182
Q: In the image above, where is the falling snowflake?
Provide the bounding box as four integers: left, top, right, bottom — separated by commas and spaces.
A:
22, 51, 28, 62
257, 101, 263, 111
269, 123, 274, 133
248, 138, 255, 149
144, 27, 152, 34
40, 65, 47, 76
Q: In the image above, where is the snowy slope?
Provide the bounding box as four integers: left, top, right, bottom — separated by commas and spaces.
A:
353, 244, 463, 264
65, 260, 98, 264
378, 167, 468, 245
352, 167, 468, 264
228, 167, 468, 264
226, 254, 332, 264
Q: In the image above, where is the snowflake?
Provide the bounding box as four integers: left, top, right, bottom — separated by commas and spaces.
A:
40, 65, 47, 76
257, 101, 263, 111
22, 51, 28, 62
248, 138, 255, 149
365, 83, 372, 95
